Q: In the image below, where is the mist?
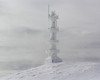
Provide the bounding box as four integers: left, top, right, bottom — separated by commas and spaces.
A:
0, 0, 100, 76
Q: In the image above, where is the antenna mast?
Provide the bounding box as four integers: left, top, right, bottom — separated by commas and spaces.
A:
48, 5, 50, 18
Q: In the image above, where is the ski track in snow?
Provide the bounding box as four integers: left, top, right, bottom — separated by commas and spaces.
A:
0, 62, 100, 80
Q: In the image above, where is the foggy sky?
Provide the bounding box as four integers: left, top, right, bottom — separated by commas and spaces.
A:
0, 0, 100, 76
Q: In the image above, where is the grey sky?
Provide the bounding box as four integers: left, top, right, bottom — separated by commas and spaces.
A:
0, 0, 100, 76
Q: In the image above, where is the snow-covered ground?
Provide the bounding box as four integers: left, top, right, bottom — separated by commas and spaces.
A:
0, 62, 100, 80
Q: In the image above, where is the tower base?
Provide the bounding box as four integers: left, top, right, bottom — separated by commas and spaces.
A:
45, 56, 62, 63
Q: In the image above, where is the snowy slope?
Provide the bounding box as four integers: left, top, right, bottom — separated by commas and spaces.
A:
0, 62, 100, 80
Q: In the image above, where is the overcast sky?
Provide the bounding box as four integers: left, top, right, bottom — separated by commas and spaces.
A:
0, 0, 100, 76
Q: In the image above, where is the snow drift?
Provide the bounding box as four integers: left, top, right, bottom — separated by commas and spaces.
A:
0, 62, 100, 80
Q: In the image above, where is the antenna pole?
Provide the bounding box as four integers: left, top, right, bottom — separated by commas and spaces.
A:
48, 5, 50, 18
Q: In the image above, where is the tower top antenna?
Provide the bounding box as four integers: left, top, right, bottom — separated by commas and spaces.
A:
48, 5, 50, 18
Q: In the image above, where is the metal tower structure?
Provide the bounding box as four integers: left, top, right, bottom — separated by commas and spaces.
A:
46, 7, 62, 63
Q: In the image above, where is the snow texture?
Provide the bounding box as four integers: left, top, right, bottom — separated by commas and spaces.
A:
0, 62, 100, 80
